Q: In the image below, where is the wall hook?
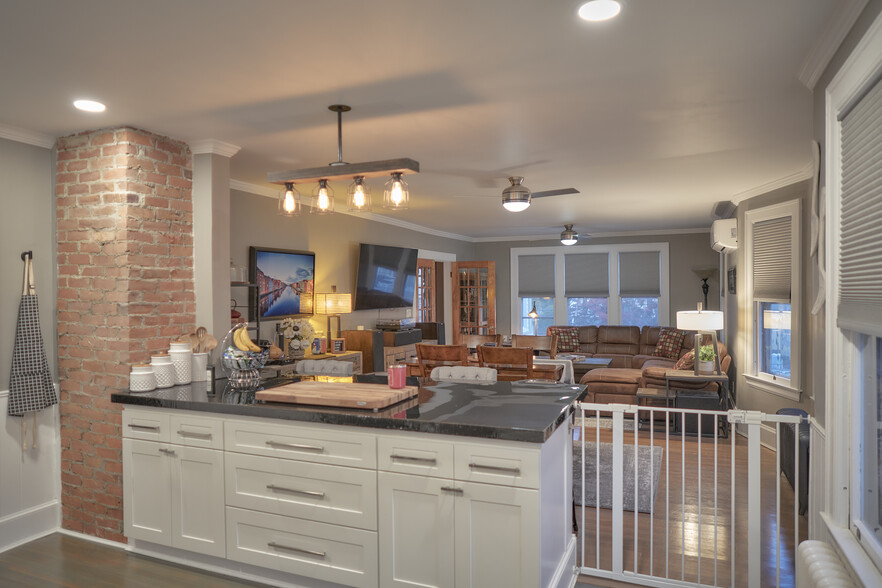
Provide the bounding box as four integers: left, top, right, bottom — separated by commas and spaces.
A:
21, 250, 32, 261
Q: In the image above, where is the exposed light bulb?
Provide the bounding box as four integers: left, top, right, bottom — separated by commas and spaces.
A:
283, 189, 296, 213
353, 185, 365, 207
390, 181, 403, 205
318, 188, 330, 210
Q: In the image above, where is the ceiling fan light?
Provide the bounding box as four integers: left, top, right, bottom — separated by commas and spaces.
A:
502, 176, 531, 212
310, 179, 335, 214
348, 176, 371, 212
578, 0, 621, 22
384, 172, 409, 210
560, 224, 579, 245
278, 182, 301, 217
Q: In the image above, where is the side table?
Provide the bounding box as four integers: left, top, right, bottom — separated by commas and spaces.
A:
664, 369, 730, 437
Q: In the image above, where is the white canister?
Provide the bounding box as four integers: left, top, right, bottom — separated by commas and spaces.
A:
191, 352, 209, 381
129, 364, 156, 392
151, 354, 175, 389
169, 344, 192, 385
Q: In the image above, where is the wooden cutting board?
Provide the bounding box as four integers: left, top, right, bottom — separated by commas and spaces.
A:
255, 381, 418, 410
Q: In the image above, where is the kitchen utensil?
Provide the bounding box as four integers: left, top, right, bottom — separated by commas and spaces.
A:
202, 334, 218, 354
196, 326, 207, 352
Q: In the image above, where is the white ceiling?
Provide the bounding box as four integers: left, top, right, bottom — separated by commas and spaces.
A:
0, 0, 847, 240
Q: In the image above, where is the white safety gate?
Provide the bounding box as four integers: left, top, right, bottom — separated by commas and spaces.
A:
575, 402, 807, 588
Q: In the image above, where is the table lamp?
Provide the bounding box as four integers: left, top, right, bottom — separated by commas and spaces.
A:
314, 286, 352, 348
676, 303, 724, 376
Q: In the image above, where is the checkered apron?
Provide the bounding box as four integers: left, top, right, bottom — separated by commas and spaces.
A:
8, 257, 57, 430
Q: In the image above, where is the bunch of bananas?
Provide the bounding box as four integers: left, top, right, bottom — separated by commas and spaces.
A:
232, 325, 261, 353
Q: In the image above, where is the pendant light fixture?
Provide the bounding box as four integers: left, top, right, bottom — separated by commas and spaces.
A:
267, 105, 419, 210
560, 224, 579, 245
310, 179, 334, 214
278, 182, 301, 216
502, 176, 531, 212
384, 172, 409, 210
348, 176, 371, 211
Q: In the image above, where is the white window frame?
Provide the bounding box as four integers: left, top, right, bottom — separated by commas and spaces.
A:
742, 200, 801, 400
824, 8, 882, 582
510, 243, 670, 334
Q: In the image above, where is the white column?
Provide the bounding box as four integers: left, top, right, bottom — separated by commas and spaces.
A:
191, 140, 240, 358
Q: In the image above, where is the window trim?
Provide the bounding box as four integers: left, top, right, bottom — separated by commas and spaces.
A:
510, 243, 670, 334
743, 199, 802, 399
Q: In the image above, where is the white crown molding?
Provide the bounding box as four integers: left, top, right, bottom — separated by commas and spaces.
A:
230, 178, 473, 242
798, 0, 869, 90
190, 139, 241, 158
729, 165, 813, 205
471, 227, 710, 243
0, 123, 55, 149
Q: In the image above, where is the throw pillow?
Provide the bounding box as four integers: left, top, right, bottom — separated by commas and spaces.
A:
547, 326, 580, 353
673, 350, 695, 370
652, 328, 686, 360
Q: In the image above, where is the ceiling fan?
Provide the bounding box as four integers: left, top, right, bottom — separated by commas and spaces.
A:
501, 177, 580, 212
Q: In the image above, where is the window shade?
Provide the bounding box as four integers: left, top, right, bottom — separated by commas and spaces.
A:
752, 217, 792, 301
518, 255, 555, 297
839, 75, 882, 336
619, 251, 660, 297
565, 253, 609, 297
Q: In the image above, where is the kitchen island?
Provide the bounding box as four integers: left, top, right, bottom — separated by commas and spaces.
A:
112, 375, 584, 588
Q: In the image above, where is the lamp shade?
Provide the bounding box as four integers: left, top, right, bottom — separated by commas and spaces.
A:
676, 309, 724, 331
314, 292, 352, 315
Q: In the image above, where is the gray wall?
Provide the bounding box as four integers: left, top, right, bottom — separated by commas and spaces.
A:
474, 232, 722, 334
0, 137, 56, 386
230, 189, 476, 339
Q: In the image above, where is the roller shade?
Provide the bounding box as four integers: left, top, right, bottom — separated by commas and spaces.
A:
518, 255, 555, 297
619, 251, 660, 297
752, 217, 792, 301
838, 75, 882, 336
565, 253, 609, 297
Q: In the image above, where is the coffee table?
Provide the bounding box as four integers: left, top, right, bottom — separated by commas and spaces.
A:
557, 355, 612, 381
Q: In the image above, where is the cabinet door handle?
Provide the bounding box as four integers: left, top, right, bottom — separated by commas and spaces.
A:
128, 424, 160, 432
440, 486, 464, 494
468, 463, 521, 475
177, 430, 212, 439
266, 484, 325, 499
390, 454, 437, 465
158, 448, 176, 455
266, 440, 324, 452
267, 541, 326, 558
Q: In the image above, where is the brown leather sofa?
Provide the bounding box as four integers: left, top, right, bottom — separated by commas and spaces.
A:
547, 325, 731, 405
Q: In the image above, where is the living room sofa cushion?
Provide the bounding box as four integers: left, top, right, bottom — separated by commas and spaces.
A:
547, 326, 580, 352
575, 326, 598, 354
652, 328, 687, 360
595, 326, 640, 355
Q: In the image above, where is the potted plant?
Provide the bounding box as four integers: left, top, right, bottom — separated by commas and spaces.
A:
698, 344, 716, 374
281, 317, 315, 358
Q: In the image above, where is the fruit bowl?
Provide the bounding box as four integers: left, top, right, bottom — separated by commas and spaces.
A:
220, 323, 269, 386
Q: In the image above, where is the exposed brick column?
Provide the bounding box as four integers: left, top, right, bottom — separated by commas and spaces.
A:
55, 127, 194, 541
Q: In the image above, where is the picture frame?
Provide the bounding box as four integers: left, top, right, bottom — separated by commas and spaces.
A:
249, 246, 315, 320
331, 338, 346, 353
727, 267, 736, 295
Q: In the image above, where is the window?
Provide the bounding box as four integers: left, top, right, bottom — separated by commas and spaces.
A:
511, 244, 669, 333
416, 259, 435, 322
860, 336, 882, 550
744, 200, 800, 396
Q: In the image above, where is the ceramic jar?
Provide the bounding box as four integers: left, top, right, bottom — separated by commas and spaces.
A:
191, 352, 209, 382
151, 353, 175, 389
129, 364, 156, 392
169, 342, 192, 385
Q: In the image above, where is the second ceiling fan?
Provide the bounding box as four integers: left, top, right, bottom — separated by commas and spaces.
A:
501, 176, 579, 212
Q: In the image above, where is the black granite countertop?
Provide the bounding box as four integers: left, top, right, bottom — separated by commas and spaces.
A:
111, 374, 586, 443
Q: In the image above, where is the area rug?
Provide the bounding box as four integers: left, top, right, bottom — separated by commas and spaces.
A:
573, 441, 663, 514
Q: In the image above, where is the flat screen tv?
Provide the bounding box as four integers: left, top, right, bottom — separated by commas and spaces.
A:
354, 243, 418, 311
249, 246, 315, 319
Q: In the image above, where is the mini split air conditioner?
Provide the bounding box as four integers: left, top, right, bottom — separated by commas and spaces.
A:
711, 218, 738, 252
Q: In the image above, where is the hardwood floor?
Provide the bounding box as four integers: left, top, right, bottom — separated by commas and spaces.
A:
0, 533, 263, 588
574, 422, 807, 588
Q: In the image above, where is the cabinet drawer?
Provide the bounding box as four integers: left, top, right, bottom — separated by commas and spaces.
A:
170, 414, 223, 449
122, 409, 169, 442
454, 442, 540, 489
226, 506, 378, 588
378, 435, 454, 478
225, 453, 377, 530
224, 419, 376, 468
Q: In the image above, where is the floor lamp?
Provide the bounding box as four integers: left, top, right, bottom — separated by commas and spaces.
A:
676, 303, 724, 376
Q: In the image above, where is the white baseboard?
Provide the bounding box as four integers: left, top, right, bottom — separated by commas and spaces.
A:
56, 527, 128, 550
0, 500, 60, 554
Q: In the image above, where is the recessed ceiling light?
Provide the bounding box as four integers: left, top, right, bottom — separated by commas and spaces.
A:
73, 99, 106, 113
578, 0, 621, 22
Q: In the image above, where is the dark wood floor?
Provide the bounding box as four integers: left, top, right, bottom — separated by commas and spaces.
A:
0, 533, 264, 588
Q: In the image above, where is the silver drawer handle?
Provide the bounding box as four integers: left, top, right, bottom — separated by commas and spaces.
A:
267, 541, 326, 558
266, 484, 325, 499
266, 440, 324, 452
390, 454, 437, 465
128, 424, 160, 432
468, 463, 521, 475
440, 486, 464, 494
177, 430, 212, 439
158, 448, 176, 455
